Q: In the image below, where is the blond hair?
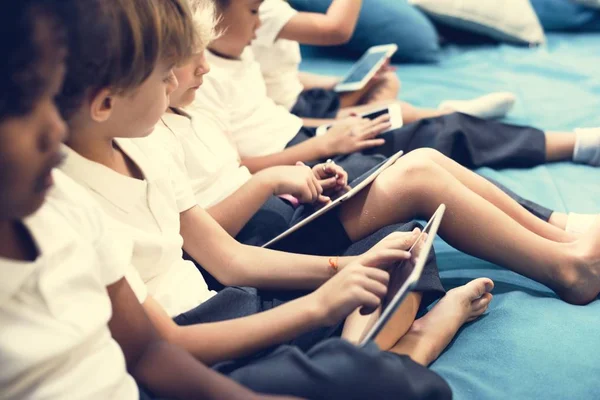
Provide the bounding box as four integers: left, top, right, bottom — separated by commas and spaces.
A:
187, 0, 221, 51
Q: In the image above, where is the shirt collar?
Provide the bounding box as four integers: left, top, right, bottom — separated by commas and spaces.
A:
59, 143, 148, 214
161, 111, 193, 137
0, 193, 74, 303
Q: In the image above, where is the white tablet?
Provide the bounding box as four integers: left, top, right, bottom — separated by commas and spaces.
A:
334, 44, 398, 93
262, 150, 404, 248
360, 204, 446, 346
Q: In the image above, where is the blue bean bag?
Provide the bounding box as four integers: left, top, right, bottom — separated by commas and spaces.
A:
530, 0, 600, 31
289, 0, 441, 63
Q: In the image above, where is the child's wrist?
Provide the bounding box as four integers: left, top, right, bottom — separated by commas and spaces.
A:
254, 170, 280, 195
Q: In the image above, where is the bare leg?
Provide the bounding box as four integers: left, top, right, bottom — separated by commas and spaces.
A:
338, 71, 401, 109
342, 292, 422, 350
549, 212, 568, 230
545, 132, 576, 162
361, 71, 401, 104
389, 278, 493, 366
338, 153, 600, 304
416, 148, 576, 243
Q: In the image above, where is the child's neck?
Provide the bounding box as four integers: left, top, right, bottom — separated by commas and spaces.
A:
208, 46, 241, 61
0, 220, 38, 262
66, 125, 144, 180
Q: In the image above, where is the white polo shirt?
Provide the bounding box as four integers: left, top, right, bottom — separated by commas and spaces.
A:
196, 48, 303, 158
252, 0, 304, 110
144, 108, 252, 208
0, 170, 139, 399
60, 141, 215, 317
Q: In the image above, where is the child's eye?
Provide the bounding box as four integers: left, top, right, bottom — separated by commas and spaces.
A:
251, 9, 259, 14
163, 74, 175, 84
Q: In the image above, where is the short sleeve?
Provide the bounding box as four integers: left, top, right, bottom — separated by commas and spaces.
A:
191, 69, 234, 135
47, 171, 148, 302
167, 155, 197, 213
255, 0, 298, 46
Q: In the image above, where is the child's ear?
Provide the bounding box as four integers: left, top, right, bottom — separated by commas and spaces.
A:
89, 88, 114, 123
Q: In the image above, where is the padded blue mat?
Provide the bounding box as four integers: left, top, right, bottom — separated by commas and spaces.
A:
301, 34, 600, 399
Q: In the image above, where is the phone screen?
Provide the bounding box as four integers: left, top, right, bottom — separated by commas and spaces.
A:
362, 108, 389, 120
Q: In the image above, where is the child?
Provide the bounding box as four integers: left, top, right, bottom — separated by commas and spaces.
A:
197, 0, 600, 213
252, 0, 516, 125
55, 0, 492, 398
144, 0, 600, 309
0, 1, 298, 399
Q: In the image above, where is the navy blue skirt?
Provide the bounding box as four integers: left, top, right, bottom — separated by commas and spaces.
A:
290, 88, 341, 119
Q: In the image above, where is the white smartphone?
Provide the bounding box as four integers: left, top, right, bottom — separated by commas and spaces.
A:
334, 44, 398, 93
315, 103, 403, 136
362, 103, 403, 131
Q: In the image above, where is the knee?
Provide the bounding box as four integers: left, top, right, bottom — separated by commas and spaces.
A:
389, 151, 439, 183
408, 147, 446, 163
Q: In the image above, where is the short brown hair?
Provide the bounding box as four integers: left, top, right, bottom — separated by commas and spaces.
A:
57, 0, 196, 120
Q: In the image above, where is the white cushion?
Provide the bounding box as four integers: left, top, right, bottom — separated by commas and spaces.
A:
571, 0, 600, 9
409, 0, 546, 45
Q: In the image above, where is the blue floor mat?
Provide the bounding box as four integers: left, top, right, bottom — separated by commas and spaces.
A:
301, 34, 600, 399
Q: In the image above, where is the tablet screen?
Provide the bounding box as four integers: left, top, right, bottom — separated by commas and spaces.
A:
382, 223, 432, 309
358, 204, 445, 346
340, 50, 389, 84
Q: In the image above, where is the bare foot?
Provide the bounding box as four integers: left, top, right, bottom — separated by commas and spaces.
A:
556, 216, 600, 305
389, 278, 493, 365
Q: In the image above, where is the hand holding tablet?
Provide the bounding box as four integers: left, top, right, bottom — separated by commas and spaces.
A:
334, 44, 399, 93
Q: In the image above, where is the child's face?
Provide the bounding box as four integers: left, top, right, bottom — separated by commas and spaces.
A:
0, 65, 68, 220
211, 0, 263, 58
109, 60, 179, 138
170, 50, 211, 108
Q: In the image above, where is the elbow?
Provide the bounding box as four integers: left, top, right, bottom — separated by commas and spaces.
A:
326, 26, 354, 45
211, 253, 250, 287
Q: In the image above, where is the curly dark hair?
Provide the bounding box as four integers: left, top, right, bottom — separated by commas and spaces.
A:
0, 1, 65, 120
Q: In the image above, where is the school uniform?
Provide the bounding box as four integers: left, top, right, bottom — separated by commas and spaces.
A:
0, 170, 146, 400
140, 118, 445, 298
58, 141, 450, 400
199, 49, 386, 182
173, 286, 452, 400
252, 0, 341, 119
60, 141, 216, 317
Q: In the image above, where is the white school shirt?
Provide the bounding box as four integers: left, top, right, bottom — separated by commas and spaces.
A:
252, 0, 304, 110
145, 109, 252, 208
0, 170, 141, 400
60, 141, 215, 317
197, 48, 303, 158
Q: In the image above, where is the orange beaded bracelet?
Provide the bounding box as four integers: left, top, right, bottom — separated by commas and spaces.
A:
328, 256, 339, 273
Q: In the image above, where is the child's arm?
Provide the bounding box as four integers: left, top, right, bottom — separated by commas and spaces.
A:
278, 0, 363, 45
107, 278, 285, 400
181, 204, 360, 288
242, 115, 391, 173
208, 163, 341, 237
143, 246, 408, 364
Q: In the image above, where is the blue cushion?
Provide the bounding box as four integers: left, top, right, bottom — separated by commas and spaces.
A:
289, 0, 441, 63
530, 0, 600, 31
